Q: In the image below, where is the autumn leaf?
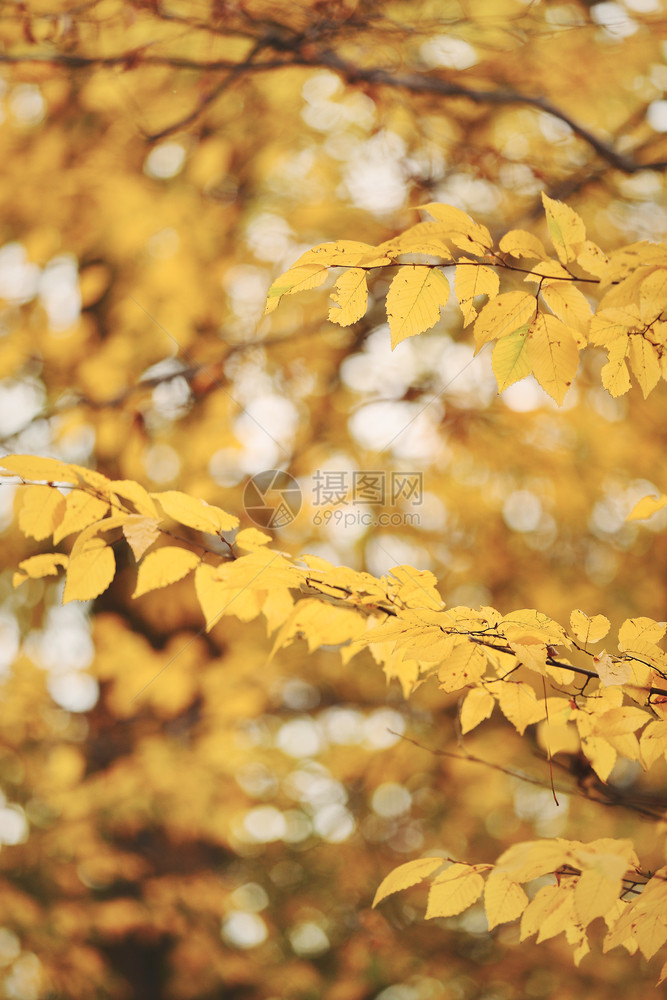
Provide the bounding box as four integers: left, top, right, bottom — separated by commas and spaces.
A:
628, 494, 667, 521
234, 527, 272, 551
0, 454, 77, 483
17, 484, 66, 541
425, 864, 488, 919
496, 840, 574, 883
265, 262, 329, 314
569, 609, 610, 645
133, 547, 200, 598
153, 491, 239, 534
53, 490, 110, 544
484, 872, 529, 931
526, 313, 579, 405
63, 537, 116, 603
491, 681, 546, 734
386, 265, 450, 348
541, 283, 591, 338
328, 268, 368, 326
372, 857, 444, 906
437, 641, 487, 693
420, 203, 493, 255
123, 515, 161, 560
628, 335, 661, 399
474, 292, 536, 352
601, 336, 631, 397
491, 326, 531, 391
499, 229, 548, 260
573, 854, 626, 927
13, 552, 68, 587
639, 720, 667, 769
541, 192, 586, 264
593, 651, 631, 687
111, 479, 159, 518
295, 240, 391, 268
455, 260, 500, 325
459, 686, 495, 734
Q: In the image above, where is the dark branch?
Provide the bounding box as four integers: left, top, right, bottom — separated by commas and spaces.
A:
2, 41, 665, 173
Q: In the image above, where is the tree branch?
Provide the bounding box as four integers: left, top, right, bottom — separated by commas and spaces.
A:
2, 39, 665, 173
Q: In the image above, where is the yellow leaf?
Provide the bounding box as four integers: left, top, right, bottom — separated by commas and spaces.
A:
194, 563, 262, 631
383, 649, 420, 697
262, 587, 294, 634
455, 261, 500, 325
628, 494, 667, 521
474, 291, 536, 351
379, 223, 455, 260
63, 537, 115, 603
521, 884, 571, 941
110, 479, 159, 518
491, 681, 546, 735
618, 616, 666, 651
421, 203, 493, 254
153, 490, 239, 534
18, 485, 66, 541
372, 857, 444, 907
328, 268, 368, 326
581, 736, 616, 782
659, 959, 667, 986
498, 229, 548, 260
541, 192, 586, 264
271, 598, 365, 657
601, 336, 631, 397
68, 513, 128, 561
574, 859, 625, 927
577, 241, 608, 277
53, 490, 110, 544
523, 260, 571, 282
589, 307, 637, 347
639, 267, 667, 323
498, 609, 567, 645
13, 552, 68, 587
123, 516, 161, 560
386, 265, 450, 348
492, 326, 531, 391
569, 609, 610, 644
133, 547, 199, 598
234, 527, 272, 552
541, 283, 592, 338
508, 638, 547, 673
535, 888, 577, 944
295, 240, 391, 268
604, 869, 667, 960
0, 454, 77, 483
637, 919, 667, 962
640, 720, 667, 768
437, 641, 487, 693
628, 335, 661, 398
425, 864, 487, 919
265, 262, 329, 314
387, 565, 442, 609
537, 718, 580, 757
484, 872, 529, 931
460, 686, 495, 734
526, 314, 579, 405
593, 650, 631, 687
211, 548, 301, 591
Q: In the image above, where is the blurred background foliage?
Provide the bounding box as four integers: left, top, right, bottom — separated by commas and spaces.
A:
1, 0, 667, 997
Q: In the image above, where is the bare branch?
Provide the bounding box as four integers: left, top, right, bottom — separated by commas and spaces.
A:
2, 37, 665, 173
